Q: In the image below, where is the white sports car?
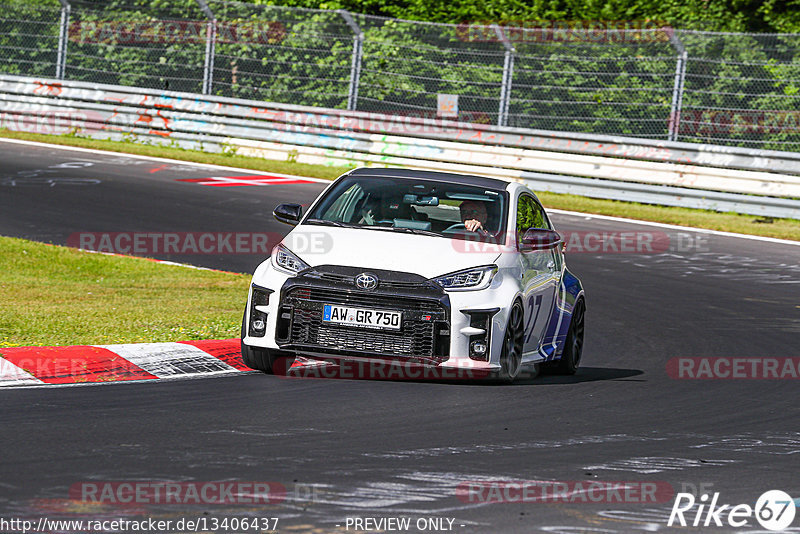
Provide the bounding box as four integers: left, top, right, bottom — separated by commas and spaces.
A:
241, 168, 585, 383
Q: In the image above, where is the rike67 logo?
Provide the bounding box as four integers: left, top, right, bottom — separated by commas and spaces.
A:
668, 490, 796, 531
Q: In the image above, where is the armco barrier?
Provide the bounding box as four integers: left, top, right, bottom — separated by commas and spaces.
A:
1, 74, 799, 219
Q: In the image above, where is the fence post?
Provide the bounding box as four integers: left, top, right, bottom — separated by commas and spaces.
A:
339, 10, 363, 111
668, 32, 688, 142
674, 51, 688, 141
493, 25, 514, 128
56, 0, 71, 80
197, 0, 216, 95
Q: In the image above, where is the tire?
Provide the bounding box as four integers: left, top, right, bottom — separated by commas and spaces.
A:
496, 301, 525, 384
549, 299, 585, 375
240, 311, 295, 374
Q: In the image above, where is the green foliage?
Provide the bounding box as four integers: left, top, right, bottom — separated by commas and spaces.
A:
259, 0, 800, 33
758, 0, 800, 34
0, 0, 798, 151
220, 140, 238, 156
516, 198, 546, 234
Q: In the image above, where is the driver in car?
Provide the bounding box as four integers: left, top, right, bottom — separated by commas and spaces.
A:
460, 200, 490, 234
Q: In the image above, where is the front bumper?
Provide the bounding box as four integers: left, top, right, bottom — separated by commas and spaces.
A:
243, 261, 515, 370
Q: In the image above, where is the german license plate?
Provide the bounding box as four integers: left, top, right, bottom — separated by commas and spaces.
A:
322, 304, 402, 331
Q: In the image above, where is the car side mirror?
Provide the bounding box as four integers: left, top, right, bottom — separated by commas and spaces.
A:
520, 228, 563, 252
274, 203, 303, 226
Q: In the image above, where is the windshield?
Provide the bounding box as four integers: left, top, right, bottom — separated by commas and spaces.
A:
304, 175, 508, 244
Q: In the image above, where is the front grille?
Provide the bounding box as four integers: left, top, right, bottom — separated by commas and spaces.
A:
292, 287, 437, 311
281, 287, 448, 362
310, 271, 425, 290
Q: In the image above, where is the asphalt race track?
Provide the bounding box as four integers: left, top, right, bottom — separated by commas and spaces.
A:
1, 139, 799, 533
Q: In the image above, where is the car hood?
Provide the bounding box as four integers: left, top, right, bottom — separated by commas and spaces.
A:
282, 225, 504, 279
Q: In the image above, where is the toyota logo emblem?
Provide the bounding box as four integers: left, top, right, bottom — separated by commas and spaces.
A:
355, 273, 378, 290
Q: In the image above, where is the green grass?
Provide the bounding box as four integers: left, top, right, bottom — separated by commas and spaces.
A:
0, 236, 249, 348
2, 129, 798, 241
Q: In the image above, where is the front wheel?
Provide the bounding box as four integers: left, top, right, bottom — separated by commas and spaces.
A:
496, 301, 525, 384
547, 299, 585, 375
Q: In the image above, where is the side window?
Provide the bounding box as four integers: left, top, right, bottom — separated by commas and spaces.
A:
516, 195, 548, 245
321, 183, 364, 222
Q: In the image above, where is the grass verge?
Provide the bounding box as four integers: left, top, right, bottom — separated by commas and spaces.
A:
0, 236, 249, 348
1, 129, 798, 241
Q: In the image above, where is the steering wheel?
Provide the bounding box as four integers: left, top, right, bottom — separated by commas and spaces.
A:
444, 223, 491, 237
358, 209, 393, 227
359, 209, 375, 225
444, 223, 483, 235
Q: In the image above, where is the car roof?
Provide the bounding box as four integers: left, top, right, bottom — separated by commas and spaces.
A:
346, 167, 511, 190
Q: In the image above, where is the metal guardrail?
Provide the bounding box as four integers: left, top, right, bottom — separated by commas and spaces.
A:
1, 74, 799, 219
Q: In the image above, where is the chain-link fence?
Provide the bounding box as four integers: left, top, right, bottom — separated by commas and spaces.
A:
2, 0, 800, 151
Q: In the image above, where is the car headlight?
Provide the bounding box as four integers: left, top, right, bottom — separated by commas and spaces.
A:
432, 265, 497, 291
272, 243, 310, 274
